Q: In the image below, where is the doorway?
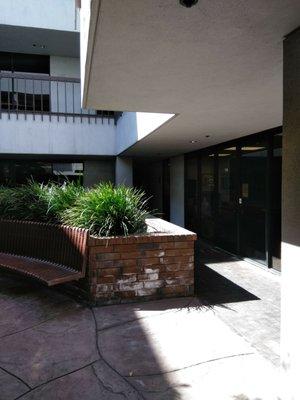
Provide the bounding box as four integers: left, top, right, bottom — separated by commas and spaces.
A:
239, 139, 268, 264
185, 128, 282, 269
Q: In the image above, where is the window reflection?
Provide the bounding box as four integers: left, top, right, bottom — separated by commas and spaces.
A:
240, 140, 268, 263
217, 147, 237, 253
193, 132, 282, 270
185, 157, 199, 232
0, 161, 83, 186
200, 154, 215, 240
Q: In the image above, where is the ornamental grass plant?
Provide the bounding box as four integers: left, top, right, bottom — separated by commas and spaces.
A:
47, 181, 85, 220
62, 183, 148, 236
0, 181, 149, 237
0, 181, 52, 222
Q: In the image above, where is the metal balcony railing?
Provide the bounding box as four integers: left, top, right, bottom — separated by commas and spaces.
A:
0, 72, 121, 124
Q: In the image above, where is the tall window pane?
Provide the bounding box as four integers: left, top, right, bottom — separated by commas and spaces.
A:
200, 154, 215, 241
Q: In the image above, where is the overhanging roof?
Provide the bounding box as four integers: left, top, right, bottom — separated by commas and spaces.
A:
83, 0, 300, 156
0, 25, 79, 58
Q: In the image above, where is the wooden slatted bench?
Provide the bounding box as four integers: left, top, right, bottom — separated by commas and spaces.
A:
0, 219, 88, 286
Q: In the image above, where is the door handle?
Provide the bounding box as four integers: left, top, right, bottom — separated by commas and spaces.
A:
238, 198, 243, 205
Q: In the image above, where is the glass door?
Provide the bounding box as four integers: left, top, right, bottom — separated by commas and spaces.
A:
185, 156, 199, 232
200, 153, 215, 241
216, 146, 238, 253
162, 159, 170, 221
270, 134, 282, 271
190, 130, 282, 269
239, 139, 268, 264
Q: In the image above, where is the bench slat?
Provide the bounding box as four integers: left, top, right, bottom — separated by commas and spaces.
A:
0, 252, 83, 286
0, 219, 89, 286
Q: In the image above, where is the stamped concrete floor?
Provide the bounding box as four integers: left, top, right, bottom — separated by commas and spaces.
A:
0, 246, 281, 400
196, 244, 281, 367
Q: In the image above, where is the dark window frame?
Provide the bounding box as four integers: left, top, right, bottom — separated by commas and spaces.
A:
184, 126, 282, 270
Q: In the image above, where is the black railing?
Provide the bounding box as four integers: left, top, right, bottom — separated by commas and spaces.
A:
0, 72, 122, 124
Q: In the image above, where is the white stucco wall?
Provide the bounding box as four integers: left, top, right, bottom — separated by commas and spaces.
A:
116, 112, 138, 154
116, 112, 174, 155
0, 109, 175, 158
170, 155, 185, 227
0, 113, 116, 156
0, 0, 78, 32
80, 0, 91, 103
50, 57, 80, 79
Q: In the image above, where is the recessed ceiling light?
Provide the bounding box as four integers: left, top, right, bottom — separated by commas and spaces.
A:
205, 135, 210, 138
189, 140, 198, 144
180, 0, 198, 8
241, 146, 265, 151
32, 43, 46, 49
225, 147, 235, 151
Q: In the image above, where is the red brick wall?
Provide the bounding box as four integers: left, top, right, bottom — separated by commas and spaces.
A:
87, 233, 196, 304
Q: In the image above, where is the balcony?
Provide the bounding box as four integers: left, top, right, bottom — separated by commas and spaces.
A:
0, 72, 121, 124
0, 73, 118, 157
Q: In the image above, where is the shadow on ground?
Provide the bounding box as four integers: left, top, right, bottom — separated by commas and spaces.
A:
194, 240, 260, 306
0, 241, 278, 400
0, 271, 185, 399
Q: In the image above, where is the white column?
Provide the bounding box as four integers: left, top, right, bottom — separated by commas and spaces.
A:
281, 28, 300, 400
83, 160, 115, 187
115, 157, 133, 186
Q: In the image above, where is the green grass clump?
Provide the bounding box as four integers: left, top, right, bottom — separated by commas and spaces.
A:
0, 180, 84, 223
0, 186, 15, 219
47, 181, 85, 220
0, 181, 149, 237
0, 181, 53, 222
62, 183, 148, 237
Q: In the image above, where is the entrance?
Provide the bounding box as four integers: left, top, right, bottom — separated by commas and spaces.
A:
239, 139, 268, 264
185, 128, 282, 269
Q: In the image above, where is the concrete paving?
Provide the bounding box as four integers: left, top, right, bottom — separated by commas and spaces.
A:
0, 246, 281, 400
196, 244, 281, 367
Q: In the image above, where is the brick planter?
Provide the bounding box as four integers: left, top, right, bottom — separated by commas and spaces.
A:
86, 218, 197, 304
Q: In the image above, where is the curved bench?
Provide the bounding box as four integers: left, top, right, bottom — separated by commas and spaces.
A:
0, 219, 88, 286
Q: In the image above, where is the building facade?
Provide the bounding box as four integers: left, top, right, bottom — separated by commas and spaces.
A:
0, 4, 290, 269
0, 0, 288, 273
1, 1, 300, 397
0, 0, 118, 187
0, 0, 174, 189
78, 1, 300, 399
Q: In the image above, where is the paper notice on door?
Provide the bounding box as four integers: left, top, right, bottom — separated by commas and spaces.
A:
242, 183, 249, 198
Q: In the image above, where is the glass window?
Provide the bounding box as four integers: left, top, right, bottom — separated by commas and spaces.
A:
217, 146, 237, 253
271, 133, 282, 271
0, 52, 50, 74
240, 139, 268, 264
189, 131, 282, 269
200, 153, 215, 241
0, 161, 83, 186
185, 156, 199, 232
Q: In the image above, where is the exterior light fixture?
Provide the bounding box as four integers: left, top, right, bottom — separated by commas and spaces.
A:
180, 0, 198, 8
32, 44, 46, 49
